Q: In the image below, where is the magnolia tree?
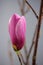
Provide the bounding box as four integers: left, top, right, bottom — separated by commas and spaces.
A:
8, 0, 43, 65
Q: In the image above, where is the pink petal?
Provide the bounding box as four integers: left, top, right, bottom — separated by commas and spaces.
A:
8, 13, 20, 44
15, 16, 26, 40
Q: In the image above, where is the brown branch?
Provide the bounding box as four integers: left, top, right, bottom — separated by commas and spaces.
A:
17, 54, 22, 65
18, 0, 25, 15
28, 24, 37, 57
18, 0, 29, 15
25, 0, 38, 19
25, 24, 38, 65
19, 52, 26, 65
32, 0, 43, 65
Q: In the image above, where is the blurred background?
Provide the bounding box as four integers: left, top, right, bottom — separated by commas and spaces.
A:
0, 0, 43, 65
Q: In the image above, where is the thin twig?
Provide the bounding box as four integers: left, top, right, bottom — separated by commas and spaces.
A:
25, 0, 38, 19
19, 52, 26, 65
32, 0, 43, 65
25, 24, 38, 65
18, 0, 29, 15
18, 0, 25, 15
17, 54, 22, 65
28, 24, 37, 57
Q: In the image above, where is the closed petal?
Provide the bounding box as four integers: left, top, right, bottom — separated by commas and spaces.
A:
8, 13, 20, 44
15, 16, 26, 41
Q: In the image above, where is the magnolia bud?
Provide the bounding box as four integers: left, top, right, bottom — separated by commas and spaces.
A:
8, 13, 26, 51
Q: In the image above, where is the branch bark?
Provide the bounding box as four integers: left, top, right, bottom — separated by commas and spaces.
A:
25, 0, 38, 19
26, 24, 38, 65
17, 54, 22, 65
32, 0, 43, 65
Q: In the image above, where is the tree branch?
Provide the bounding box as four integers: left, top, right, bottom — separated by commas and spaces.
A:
26, 24, 38, 65
19, 52, 26, 65
17, 54, 22, 65
32, 0, 43, 65
25, 0, 38, 19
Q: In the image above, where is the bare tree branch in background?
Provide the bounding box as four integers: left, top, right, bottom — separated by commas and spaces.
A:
17, 0, 39, 65
32, 0, 43, 65
18, 0, 29, 15
25, 0, 38, 19
25, 24, 38, 65
19, 52, 26, 64
17, 54, 22, 65
8, 0, 43, 65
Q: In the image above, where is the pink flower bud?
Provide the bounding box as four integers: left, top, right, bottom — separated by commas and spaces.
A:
8, 13, 26, 51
